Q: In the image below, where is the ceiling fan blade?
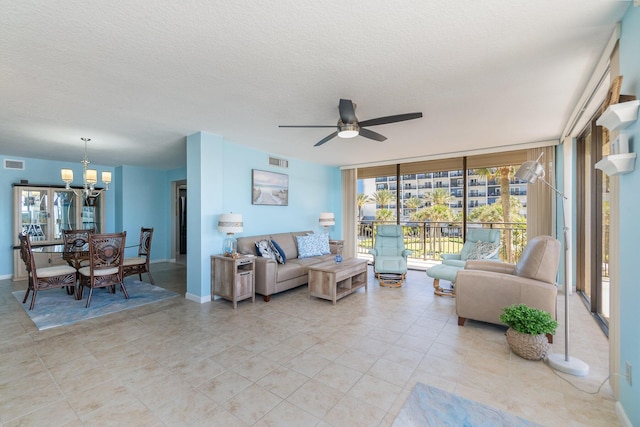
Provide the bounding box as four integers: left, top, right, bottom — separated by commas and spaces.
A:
314, 131, 339, 147
338, 99, 357, 124
279, 125, 337, 128
359, 128, 387, 142
358, 112, 423, 127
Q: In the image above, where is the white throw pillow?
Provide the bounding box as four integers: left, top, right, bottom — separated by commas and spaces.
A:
467, 241, 500, 260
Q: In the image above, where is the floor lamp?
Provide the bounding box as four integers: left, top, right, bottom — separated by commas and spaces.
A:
516, 155, 589, 377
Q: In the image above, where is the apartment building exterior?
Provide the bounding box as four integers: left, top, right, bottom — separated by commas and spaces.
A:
360, 170, 528, 221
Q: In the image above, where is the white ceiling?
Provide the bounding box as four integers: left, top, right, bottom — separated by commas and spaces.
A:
0, 1, 631, 169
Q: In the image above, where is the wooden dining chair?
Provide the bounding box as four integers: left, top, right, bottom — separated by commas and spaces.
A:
77, 232, 128, 308
123, 227, 155, 285
18, 233, 77, 310
62, 228, 93, 269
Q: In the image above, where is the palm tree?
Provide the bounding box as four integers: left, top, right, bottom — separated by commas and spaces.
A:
356, 193, 372, 220
371, 189, 395, 209
375, 209, 395, 222
404, 196, 423, 214
415, 188, 455, 254
475, 166, 517, 261
426, 188, 454, 207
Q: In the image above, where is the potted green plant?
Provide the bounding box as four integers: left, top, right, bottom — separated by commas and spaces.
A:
500, 304, 558, 360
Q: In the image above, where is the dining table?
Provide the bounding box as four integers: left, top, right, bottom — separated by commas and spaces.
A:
15, 241, 138, 299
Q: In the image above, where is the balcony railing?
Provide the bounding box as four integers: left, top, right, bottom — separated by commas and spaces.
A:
357, 220, 527, 264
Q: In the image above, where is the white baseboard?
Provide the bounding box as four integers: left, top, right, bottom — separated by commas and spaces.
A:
185, 293, 211, 304
150, 259, 170, 264
616, 401, 632, 427
0, 274, 13, 280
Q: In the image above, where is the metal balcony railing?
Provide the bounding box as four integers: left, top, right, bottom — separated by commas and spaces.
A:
357, 220, 527, 264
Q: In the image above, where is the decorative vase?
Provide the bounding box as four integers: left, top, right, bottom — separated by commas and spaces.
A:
505, 328, 550, 360
334, 254, 342, 263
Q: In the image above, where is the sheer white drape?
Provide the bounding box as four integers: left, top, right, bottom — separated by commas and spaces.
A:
526, 146, 555, 239
341, 169, 357, 258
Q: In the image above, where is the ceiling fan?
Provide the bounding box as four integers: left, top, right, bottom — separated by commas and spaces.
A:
279, 99, 423, 147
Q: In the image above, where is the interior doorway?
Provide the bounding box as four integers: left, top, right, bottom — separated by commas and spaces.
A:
172, 180, 187, 265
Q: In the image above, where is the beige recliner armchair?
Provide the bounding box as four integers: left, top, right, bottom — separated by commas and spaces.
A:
456, 235, 560, 334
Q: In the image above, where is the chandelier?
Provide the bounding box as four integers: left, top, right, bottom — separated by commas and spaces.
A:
61, 138, 112, 199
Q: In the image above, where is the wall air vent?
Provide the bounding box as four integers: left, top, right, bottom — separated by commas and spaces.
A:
268, 156, 289, 168
4, 159, 25, 170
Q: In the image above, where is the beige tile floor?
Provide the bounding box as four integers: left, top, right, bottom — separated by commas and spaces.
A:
0, 263, 619, 426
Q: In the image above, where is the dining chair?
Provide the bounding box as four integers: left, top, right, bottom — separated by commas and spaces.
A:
123, 227, 155, 285
62, 228, 93, 269
18, 233, 77, 310
77, 232, 128, 308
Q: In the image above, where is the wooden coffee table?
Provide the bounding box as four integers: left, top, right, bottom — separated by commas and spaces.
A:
308, 258, 368, 305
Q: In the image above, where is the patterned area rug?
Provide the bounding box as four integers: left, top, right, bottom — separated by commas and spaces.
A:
393, 383, 542, 427
13, 281, 179, 331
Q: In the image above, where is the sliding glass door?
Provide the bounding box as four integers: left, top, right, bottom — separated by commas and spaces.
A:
576, 120, 609, 333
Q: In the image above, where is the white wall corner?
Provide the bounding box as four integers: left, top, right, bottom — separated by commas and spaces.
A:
616, 401, 633, 427
185, 293, 211, 304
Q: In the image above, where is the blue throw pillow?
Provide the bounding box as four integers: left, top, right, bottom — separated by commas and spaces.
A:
310, 233, 331, 255
270, 240, 286, 264
296, 235, 323, 258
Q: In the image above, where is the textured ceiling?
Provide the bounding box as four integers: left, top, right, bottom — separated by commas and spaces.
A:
0, 1, 631, 169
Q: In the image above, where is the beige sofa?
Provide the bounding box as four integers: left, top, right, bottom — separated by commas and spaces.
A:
236, 231, 338, 301
455, 235, 560, 332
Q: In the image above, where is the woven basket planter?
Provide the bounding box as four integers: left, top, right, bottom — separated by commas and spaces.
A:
505, 328, 550, 360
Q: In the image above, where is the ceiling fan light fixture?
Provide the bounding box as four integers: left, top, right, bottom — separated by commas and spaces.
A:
338, 122, 359, 138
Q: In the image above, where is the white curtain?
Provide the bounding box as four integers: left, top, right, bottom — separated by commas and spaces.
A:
341, 169, 357, 258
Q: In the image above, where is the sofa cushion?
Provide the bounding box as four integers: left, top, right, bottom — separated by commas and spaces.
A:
270, 239, 286, 264
271, 233, 300, 260
238, 234, 270, 255
276, 261, 305, 282
467, 241, 500, 260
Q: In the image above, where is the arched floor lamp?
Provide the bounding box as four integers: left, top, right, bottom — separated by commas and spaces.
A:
515, 154, 589, 377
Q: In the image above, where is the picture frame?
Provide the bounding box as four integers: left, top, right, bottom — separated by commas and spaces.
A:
252, 169, 289, 206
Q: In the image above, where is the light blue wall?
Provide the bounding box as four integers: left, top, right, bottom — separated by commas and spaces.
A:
220, 142, 342, 238
185, 132, 342, 299
0, 155, 116, 278
618, 5, 640, 425
117, 165, 172, 259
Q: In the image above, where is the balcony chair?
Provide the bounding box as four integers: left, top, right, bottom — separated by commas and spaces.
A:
426, 228, 501, 297
369, 225, 412, 287
455, 235, 559, 341
78, 232, 128, 308
18, 233, 77, 310
123, 227, 155, 285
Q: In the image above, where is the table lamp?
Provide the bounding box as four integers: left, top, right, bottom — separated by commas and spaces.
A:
218, 213, 243, 256
319, 212, 335, 235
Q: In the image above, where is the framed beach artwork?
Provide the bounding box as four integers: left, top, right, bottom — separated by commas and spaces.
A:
252, 169, 289, 206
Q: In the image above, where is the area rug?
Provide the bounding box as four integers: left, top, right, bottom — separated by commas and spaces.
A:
393, 383, 542, 427
13, 281, 179, 331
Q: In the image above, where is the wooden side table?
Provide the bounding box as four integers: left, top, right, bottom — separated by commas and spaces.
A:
211, 255, 255, 308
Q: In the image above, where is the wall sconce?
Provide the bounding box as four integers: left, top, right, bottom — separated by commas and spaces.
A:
218, 213, 243, 257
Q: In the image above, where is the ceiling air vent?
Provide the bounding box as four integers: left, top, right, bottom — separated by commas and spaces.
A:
268, 156, 288, 168
4, 159, 25, 170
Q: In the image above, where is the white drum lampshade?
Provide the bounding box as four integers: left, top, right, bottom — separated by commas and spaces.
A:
319, 212, 335, 228
218, 213, 243, 256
